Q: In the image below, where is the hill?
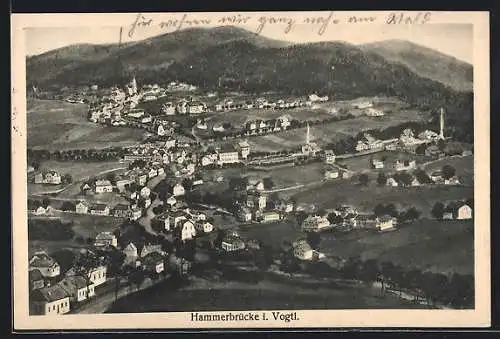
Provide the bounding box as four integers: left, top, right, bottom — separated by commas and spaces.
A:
26, 26, 289, 87
26, 27, 474, 143
360, 39, 473, 92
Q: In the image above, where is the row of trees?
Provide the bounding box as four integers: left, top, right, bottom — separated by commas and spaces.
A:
360, 165, 457, 187
28, 147, 127, 163
341, 258, 474, 308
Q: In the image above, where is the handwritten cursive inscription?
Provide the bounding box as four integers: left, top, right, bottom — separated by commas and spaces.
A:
127, 12, 432, 39
386, 12, 432, 24
303, 11, 339, 35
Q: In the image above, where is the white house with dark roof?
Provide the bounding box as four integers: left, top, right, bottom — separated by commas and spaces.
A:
75, 201, 89, 214
30, 284, 70, 315
90, 204, 110, 216
29, 252, 61, 278
94, 180, 113, 193
94, 232, 118, 248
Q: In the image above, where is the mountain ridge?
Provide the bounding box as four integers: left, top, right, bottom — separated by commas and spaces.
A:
359, 39, 473, 92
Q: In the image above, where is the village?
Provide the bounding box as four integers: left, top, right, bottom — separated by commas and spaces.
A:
27, 75, 475, 315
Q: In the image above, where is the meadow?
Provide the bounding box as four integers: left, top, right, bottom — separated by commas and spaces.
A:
287, 178, 474, 216
27, 99, 145, 150
245, 108, 429, 152
422, 155, 474, 186
319, 219, 474, 275
207, 107, 334, 129
28, 214, 123, 256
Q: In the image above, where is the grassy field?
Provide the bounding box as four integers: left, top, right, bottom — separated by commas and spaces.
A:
108, 276, 422, 313
422, 155, 474, 186
208, 107, 334, 128
245, 108, 428, 152
319, 219, 474, 275
288, 178, 474, 216
27, 99, 146, 150
246, 163, 325, 189
337, 151, 429, 173
28, 214, 123, 256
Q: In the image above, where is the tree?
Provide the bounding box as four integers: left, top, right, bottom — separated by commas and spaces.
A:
377, 172, 387, 186
403, 207, 421, 222
306, 232, 321, 250
61, 201, 76, 212
106, 173, 116, 184
327, 212, 343, 225
358, 173, 369, 186
62, 174, 73, 184
374, 204, 386, 217
415, 144, 427, 155
431, 202, 445, 220
385, 204, 398, 218
359, 259, 380, 283
442, 165, 456, 180
128, 268, 147, 291
263, 177, 274, 190
394, 171, 412, 187
41, 197, 51, 208
72, 250, 104, 292
414, 169, 432, 184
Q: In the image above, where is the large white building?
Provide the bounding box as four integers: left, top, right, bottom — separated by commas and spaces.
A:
217, 144, 240, 165
301, 215, 331, 232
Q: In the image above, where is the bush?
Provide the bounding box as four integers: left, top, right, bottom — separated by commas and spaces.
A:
29, 219, 75, 241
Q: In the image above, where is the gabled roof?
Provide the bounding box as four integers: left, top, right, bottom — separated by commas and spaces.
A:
57, 276, 88, 296
29, 252, 58, 268
141, 251, 164, 264
95, 231, 116, 240
29, 269, 44, 282
31, 285, 68, 303
91, 203, 109, 211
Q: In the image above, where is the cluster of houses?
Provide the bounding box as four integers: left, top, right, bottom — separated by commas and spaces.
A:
29, 221, 194, 315
212, 93, 328, 113
354, 127, 444, 154
231, 178, 295, 224
33, 170, 63, 185
87, 77, 198, 126
217, 230, 263, 253
29, 251, 107, 315
198, 141, 250, 167
240, 116, 292, 136
152, 207, 214, 241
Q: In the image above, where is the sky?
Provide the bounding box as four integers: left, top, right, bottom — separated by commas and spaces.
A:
23, 12, 473, 63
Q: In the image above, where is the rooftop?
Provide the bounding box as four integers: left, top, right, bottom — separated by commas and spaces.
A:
29, 252, 58, 268
95, 231, 116, 240
31, 284, 68, 303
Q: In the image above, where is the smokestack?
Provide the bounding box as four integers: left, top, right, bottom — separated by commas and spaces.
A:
439, 107, 445, 140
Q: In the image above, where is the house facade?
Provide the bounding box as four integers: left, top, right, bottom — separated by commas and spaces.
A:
180, 221, 197, 241
75, 201, 89, 214
88, 266, 107, 287
57, 276, 95, 303
375, 216, 396, 231
90, 204, 110, 216
94, 232, 118, 248
301, 215, 331, 232
95, 180, 113, 193
29, 252, 61, 278
173, 183, 185, 197
221, 235, 246, 252
30, 285, 70, 316
261, 211, 281, 223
